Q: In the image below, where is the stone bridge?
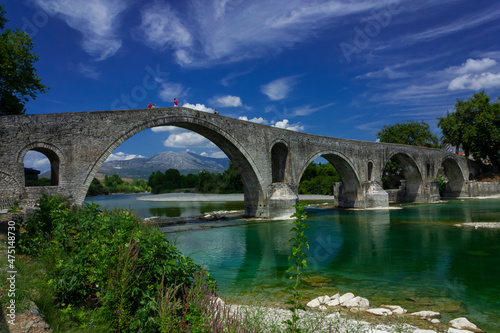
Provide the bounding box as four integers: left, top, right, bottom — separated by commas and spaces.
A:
0, 107, 477, 218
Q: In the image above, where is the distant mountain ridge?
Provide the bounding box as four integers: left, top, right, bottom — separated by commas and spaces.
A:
97, 151, 229, 179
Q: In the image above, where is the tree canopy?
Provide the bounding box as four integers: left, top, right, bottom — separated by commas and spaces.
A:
0, 5, 47, 115
376, 120, 439, 147
437, 91, 500, 167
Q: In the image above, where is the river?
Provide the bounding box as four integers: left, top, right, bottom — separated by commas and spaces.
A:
85, 194, 500, 331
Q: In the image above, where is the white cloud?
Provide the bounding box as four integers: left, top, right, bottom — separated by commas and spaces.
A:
33, 0, 128, 60
291, 103, 336, 116
136, 2, 193, 51
455, 58, 497, 74
393, 6, 500, 46
238, 116, 268, 124
106, 152, 145, 162
215, 95, 242, 107
74, 63, 100, 79
137, 0, 388, 66
151, 125, 180, 133
272, 119, 304, 131
448, 72, 500, 91
182, 103, 214, 113
356, 67, 409, 80
158, 82, 188, 102
23, 151, 51, 174
164, 132, 216, 149
261, 76, 298, 100
198, 151, 227, 158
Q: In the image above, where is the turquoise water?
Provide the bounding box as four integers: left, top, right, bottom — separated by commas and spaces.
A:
86, 195, 500, 331
84, 193, 244, 219
166, 200, 500, 331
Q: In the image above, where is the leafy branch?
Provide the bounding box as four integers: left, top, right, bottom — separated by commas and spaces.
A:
283, 202, 309, 332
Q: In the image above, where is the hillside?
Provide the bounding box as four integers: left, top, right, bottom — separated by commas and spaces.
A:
96, 151, 229, 179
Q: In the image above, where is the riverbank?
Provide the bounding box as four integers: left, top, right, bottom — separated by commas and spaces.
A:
137, 193, 336, 202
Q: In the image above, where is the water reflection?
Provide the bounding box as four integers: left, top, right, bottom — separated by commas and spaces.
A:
168, 200, 500, 332
84, 193, 244, 218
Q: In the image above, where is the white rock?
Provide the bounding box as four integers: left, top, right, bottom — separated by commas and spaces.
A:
430, 319, 441, 324
318, 305, 327, 311
410, 310, 440, 318
306, 298, 321, 308
338, 292, 355, 304
326, 298, 341, 306
366, 308, 393, 316
448, 328, 475, 333
413, 330, 437, 333
343, 296, 369, 308
214, 297, 224, 306
307, 295, 332, 308
380, 305, 407, 314
317, 295, 331, 304
330, 292, 340, 299
449, 317, 483, 332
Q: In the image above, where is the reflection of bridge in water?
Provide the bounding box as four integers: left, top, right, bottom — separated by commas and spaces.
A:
0, 107, 477, 218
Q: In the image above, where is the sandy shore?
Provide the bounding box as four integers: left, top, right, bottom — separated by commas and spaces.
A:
137, 193, 336, 202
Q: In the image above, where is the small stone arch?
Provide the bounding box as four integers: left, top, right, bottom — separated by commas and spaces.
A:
270, 140, 289, 183
299, 151, 361, 207
440, 156, 467, 197
385, 152, 423, 202
367, 161, 374, 181
17, 142, 65, 186
0, 171, 22, 209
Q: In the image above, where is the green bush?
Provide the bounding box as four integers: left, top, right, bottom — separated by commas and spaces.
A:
17, 194, 214, 332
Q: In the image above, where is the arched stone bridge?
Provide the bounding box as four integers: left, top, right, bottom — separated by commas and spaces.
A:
0, 107, 476, 218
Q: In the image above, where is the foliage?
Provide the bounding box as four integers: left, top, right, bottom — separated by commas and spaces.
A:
17, 194, 213, 332
157, 268, 243, 332
381, 159, 403, 189
376, 120, 439, 148
283, 203, 309, 332
0, 5, 48, 115
435, 174, 447, 197
438, 91, 500, 166
148, 161, 244, 195
298, 162, 340, 195
87, 178, 109, 196
25, 174, 51, 186
86, 175, 150, 196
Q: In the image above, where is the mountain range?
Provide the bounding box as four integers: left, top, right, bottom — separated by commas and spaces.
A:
97, 151, 229, 179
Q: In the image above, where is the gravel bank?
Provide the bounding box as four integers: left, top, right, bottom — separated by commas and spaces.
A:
137, 193, 335, 202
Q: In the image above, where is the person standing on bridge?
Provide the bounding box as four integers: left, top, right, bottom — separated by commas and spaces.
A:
214, 109, 219, 115
148, 102, 152, 108
174, 98, 178, 106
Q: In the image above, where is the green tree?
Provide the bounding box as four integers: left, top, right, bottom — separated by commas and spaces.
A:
219, 161, 244, 193
376, 120, 439, 148
298, 162, 339, 195
438, 91, 500, 167
0, 5, 48, 115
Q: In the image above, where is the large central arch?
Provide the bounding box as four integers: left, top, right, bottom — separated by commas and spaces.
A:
83, 115, 266, 217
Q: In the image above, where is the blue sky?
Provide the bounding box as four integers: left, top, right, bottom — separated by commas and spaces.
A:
6, 0, 500, 173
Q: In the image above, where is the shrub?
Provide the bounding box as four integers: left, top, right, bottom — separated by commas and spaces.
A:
17, 194, 213, 332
